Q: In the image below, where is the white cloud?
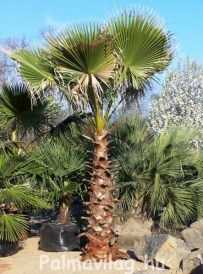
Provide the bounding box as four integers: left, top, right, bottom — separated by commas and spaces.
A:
44, 16, 66, 29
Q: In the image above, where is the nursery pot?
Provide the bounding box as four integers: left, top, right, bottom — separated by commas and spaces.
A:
0, 240, 19, 257
39, 223, 80, 252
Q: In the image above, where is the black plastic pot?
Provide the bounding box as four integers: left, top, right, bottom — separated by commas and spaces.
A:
0, 241, 19, 257
39, 223, 80, 252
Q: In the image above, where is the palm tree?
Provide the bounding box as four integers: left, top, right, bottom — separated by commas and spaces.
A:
114, 116, 203, 229
0, 84, 56, 142
7, 9, 173, 261
35, 138, 86, 224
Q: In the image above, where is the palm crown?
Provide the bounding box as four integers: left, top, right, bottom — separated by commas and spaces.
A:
9, 10, 172, 116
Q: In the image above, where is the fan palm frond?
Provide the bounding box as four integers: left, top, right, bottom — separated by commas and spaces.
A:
0, 214, 29, 242
9, 49, 55, 91
40, 139, 85, 178
48, 23, 115, 96
0, 84, 57, 140
108, 8, 173, 90
30, 138, 86, 207
1, 186, 49, 210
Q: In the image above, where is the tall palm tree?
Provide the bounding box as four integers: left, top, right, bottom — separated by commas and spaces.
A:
7, 9, 173, 261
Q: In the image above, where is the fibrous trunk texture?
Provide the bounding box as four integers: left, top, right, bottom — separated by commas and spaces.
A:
81, 129, 127, 261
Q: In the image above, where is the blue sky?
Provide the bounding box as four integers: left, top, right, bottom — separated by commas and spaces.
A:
1, 0, 203, 64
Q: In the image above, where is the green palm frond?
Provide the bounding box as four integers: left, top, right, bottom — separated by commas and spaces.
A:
9, 49, 55, 91
160, 187, 197, 228
48, 23, 115, 103
40, 139, 85, 177
1, 186, 49, 210
47, 178, 81, 206
0, 214, 29, 242
32, 138, 86, 207
0, 84, 57, 140
0, 155, 26, 183
0, 152, 50, 242
0, 139, 18, 156
116, 182, 138, 213
0, 154, 50, 207
0, 153, 44, 180
108, 9, 173, 90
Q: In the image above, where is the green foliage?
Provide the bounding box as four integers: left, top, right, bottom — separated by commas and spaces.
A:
113, 116, 203, 229
33, 137, 86, 208
3, 7, 175, 247
8, 8, 173, 130
49, 112, 92, 139
0, 214, 29, 242
0, 152, 49, 242
108, 10, 173, 90
0, 84, 57, 141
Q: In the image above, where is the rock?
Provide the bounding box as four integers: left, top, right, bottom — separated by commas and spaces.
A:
133, 234, 190, 270
134, 270, 170, 274
189, 265, 203, 274
182, 249, 203, 274
115, 217, 152, 249
181, 219, 203, 250
191, 219, 203, 229
133, 268, 182, 274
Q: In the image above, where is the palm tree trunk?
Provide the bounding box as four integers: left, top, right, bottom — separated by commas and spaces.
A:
11, 129, 18, 142
56, 203, 70, 224
81, 128, 127, 261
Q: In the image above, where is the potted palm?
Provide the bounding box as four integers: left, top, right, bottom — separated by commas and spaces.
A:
0, 151, 49, 256
35, 137, 86, 251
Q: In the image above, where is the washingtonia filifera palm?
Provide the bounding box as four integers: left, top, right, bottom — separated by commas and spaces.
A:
6, 8, 173, 261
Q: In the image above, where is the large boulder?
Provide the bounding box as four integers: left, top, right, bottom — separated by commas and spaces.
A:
115, 217, 153, 249
181, 219, 203, 250
133, 234, 190, 270
182, 249, 203, 274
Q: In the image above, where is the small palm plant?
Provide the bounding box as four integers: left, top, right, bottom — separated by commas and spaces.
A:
29, 137, 87, 252
35, 138, 86, 224
114, 116, 203, 229
0, 150, 49, 244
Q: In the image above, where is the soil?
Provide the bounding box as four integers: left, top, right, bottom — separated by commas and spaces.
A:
0, 237, 147, 274
0, 263, 11, 273
0, 237, 172, 274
